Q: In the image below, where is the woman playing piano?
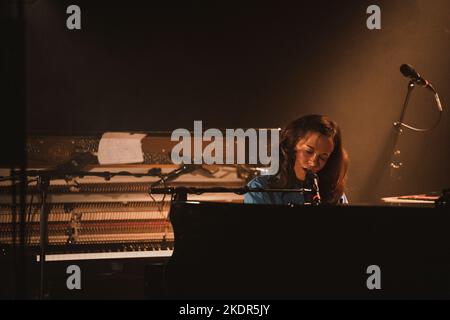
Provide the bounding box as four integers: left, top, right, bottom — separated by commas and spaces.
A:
244, 114, 348, 205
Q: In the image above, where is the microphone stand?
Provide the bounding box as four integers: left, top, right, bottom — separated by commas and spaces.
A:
393, 80, 416, 134
37, 175, 50, 300
388, 81, 416, 196
149, 186, 313, 203
391, 79, 444, 195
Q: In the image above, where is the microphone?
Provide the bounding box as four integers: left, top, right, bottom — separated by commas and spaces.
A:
400, 64, 430, 87
400, 64, 442, 112
305, 169, 321, 205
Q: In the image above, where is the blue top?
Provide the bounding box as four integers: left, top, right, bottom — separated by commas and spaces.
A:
244, 175, 348, 205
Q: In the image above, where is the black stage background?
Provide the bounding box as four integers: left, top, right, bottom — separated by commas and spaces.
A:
18, 0, 450, 203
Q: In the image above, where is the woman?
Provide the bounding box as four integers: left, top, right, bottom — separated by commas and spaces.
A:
244, 114, 348, 205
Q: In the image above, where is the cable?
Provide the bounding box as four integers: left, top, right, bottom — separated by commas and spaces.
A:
148, 173, 169, 220
395, 109, 442, 132
394, 90, 443, 132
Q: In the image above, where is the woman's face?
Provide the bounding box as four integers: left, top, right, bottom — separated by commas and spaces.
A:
294, 131, 335, 179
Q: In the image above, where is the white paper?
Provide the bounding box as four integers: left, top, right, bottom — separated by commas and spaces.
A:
97, 132, 146, 165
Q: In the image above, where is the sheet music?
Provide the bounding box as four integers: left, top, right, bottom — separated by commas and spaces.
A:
98, 132, 146, 165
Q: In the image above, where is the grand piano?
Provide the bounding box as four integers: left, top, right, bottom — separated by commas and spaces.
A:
1, 134, 449, 299
165, 201, 450, 299
0, 133, 247, 299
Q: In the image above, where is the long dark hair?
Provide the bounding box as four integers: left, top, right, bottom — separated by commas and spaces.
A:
269, 114, 348, 204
